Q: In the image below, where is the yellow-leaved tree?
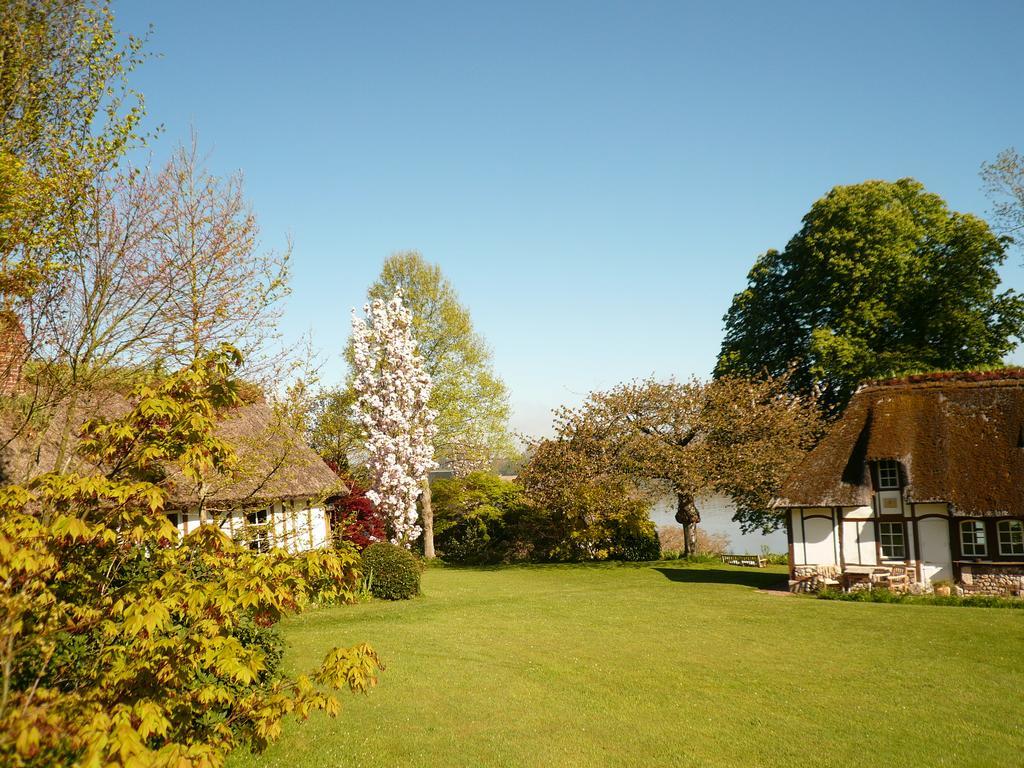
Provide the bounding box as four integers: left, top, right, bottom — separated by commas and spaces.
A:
1, 0, 150, 388
0, 347, 380, 767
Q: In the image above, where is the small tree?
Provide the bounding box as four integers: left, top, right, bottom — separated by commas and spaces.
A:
329, 476, 386, 551
982, 147, 1024, 258
525, 374, 821, 555
350, 292, 436, 546
151, 135, 291, 371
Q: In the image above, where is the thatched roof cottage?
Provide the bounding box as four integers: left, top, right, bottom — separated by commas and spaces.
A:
776, 372, 1024, 596
0, 389, 343, 554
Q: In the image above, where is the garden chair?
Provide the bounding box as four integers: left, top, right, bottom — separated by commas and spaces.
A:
885, 565, 912, 593
816, 565, 841, 591
868, 567, 891, 587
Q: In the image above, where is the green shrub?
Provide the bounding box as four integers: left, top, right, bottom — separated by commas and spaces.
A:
435, 511, 497, 564
431, 471, 666, 565
609, 521, 661, 562
682, 552, 722, 564
432, 473, 525, 564
361, 542, 421, 599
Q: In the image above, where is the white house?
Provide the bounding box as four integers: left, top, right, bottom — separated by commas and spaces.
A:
776, 372, 1024, 595
161, 401, 341, 553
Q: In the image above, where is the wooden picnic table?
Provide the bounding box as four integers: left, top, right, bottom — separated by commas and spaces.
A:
844, 564, 889, 574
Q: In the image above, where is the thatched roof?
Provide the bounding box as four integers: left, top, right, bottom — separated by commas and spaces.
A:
0, 394, 343, 508
164, 401, 344, 507
776, 374, 1024, 516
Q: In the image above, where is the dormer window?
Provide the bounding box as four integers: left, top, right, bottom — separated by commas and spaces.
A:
876, 459, 901, 490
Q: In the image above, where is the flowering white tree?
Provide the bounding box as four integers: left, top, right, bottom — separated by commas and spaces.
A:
351, 291, 437, 546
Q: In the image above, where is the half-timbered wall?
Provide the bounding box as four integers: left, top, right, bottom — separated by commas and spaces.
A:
841, 506, 878, 567
167, 499, 331, 554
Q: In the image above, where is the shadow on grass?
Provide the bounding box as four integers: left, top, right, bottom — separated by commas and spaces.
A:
425, 560, 792, 593
653, 566, 788, 591
431, 560, 664, 572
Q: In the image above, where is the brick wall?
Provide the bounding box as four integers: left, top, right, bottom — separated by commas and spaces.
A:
0, 312, 26, 396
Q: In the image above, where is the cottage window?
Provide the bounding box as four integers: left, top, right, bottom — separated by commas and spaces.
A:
876, 460, 900, 490
997, 520, 1024, 557
960, 520, 987, 557
878, 521, 906, 559
246, 507, 271, 552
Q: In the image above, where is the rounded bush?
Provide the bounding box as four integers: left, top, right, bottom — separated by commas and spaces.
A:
361, 541, 421, 600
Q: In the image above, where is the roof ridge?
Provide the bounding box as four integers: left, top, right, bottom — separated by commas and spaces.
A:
858, 369, 1024, 392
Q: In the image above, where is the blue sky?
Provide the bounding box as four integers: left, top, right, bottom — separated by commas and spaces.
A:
116, 1, 1024, 436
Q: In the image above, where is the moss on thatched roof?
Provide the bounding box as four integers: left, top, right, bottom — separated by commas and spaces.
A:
776, 375, 1024, 516
0, 394, 343, 507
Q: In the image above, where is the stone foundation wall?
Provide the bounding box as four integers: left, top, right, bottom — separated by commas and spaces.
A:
790, 565, 840, 593
959, 564, 1024, 596
791, 562, 1024, 596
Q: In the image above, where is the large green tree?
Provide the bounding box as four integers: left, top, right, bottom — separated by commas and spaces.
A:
716, 178, 1024, 412
325, 251, 512, 558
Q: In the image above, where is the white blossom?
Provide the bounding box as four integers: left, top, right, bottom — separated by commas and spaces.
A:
351, 291, 437, 546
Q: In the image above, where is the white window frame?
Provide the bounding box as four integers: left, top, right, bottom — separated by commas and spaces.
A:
877, 460, 900, 490
245, 506, 271, 552
878, 521, 906, 559
960, 520, 987, 557
997, 520, 1024, 557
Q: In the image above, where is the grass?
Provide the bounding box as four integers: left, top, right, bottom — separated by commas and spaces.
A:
228, 562, 1024, 768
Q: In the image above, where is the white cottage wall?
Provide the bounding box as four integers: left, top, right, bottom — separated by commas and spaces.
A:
169, 501, 332, 554
801, 509, 838, 566
308, 505, 330, 549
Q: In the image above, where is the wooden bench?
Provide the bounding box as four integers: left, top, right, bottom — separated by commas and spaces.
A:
721, 553, 766, 568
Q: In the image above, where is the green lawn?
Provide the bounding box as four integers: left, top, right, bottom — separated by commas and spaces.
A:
229, 562, 1024, 768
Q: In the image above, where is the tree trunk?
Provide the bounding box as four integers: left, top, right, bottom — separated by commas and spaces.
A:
674, 492, 700, 558
53, 389, 80, 476
421, 477, 435, 559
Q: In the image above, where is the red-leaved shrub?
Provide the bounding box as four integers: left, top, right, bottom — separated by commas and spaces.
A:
329, 478, 386, 551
